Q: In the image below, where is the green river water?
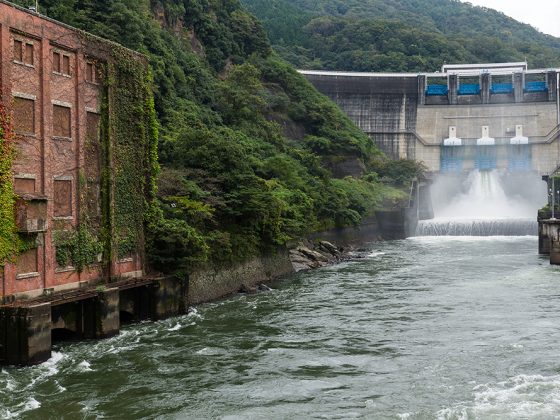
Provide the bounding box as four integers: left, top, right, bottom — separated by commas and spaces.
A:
2, 236, 560, 419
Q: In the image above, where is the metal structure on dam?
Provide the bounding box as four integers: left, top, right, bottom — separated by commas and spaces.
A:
301, 62, 560, 176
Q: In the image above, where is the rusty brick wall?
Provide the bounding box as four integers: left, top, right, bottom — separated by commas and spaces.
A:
0, 1, 143, 300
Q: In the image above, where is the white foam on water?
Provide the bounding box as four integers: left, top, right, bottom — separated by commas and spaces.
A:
3, 397, 43, 419
56, 384, 67, 394
433, 170, 540, 220
1, 370, 16, 392
437, 374, 560, 418
28, 351, 66, 388
416, 218, 537, 236
367, 251, 386, 257
77, 360, 93, 372
167, 323, 182, 331
423, 169, 546, 237
409, 235, 535, 243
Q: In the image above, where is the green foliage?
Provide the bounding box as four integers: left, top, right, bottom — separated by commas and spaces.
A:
146, 216, 209, 274
10, 0, 420, 272
0, 103, 18, 265
104, 56, 159, 263
53, 226, 104, 272
373, 159, 428, 187
242, 0, 560, 71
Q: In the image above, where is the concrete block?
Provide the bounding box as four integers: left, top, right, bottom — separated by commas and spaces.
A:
150, 277, 187, 320
0, 303, 51, 366
95, 287, 120, 338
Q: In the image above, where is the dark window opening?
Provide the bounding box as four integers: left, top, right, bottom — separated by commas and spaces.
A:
53, 105, 71, 138
54, 179, 72, 217
53, 51, 61, 73
16, 248, 38, 276
13, 97, 35, 134
13, 39, 23, 62
62, 55, 70, 75
14, 178, 36, 194
24, 43, 34, 65
53, 51, 71, 76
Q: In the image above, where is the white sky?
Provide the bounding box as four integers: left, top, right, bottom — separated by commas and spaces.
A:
461, 0, 560, 37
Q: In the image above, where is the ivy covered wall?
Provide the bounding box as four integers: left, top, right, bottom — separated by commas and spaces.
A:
51, 40, 159, 275
0, 103, 18, 265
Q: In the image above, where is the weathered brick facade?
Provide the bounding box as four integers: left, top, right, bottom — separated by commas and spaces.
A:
0, 1, 144, 301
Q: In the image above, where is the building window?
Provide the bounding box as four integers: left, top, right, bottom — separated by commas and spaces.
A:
14, 177, 36, 194
63, 55, 70, 75
13, 40, 23, 62
53, 51, 60, 73
86, 62, 100, 83
54, 179, 72, 217
13, 39, 34, 66
53, 105, 71, 138
53, 51, 71, 76
16, 248, 38, 277
13, 97, 35, 135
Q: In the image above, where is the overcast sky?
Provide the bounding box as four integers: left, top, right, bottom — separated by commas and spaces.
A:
461, 0, 560, 37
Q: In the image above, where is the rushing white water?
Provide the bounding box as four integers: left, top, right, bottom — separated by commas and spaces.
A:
417, 170, 546, 236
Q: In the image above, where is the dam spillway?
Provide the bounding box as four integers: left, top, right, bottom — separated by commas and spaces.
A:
416, 218, 537, 236
415, 169, 546, 236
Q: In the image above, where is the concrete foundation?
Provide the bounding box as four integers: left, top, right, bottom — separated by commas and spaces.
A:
0, 303, 51, 365
0, 276, 181, 366
538, 219, 560, 264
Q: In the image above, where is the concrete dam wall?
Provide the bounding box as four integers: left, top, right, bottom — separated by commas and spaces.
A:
302, 65, 560, 175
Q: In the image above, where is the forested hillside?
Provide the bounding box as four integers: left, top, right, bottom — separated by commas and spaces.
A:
241, 0, 560, 71
10, 0, 414, 273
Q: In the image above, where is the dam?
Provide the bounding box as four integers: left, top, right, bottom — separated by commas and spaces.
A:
303, 63, 559, 241
301, 62, 560, 176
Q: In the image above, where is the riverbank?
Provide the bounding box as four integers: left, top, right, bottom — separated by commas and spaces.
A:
0, 212, 404, 366
188, 215, 383, 305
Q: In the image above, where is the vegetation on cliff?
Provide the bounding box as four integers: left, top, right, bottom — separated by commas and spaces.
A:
241, 0, 560, 71
9, 0, 416, 273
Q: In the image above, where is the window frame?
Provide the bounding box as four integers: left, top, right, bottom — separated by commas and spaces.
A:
52, 49, 72, 77
53, 177, 74, 219
13, 37, 34, 67
85, 61, 101, 84
12, 94, 36, 136
51, 102, 72, 140
15, 247, 39, 280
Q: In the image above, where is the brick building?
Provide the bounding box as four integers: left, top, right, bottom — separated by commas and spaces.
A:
0, 0, 146, 302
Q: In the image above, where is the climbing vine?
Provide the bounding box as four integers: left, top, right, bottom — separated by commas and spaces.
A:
53, 227, 103, 272
0, 103, 18, 266
104, 48, 159, 263
51, 38, 159, 273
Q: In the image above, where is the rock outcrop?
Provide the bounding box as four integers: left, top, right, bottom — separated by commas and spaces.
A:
289, 240, 343, 272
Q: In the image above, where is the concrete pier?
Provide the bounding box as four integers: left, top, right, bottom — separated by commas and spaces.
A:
0, 276, 185, 366
0, 303, 51, 365
538, 219, 560, 264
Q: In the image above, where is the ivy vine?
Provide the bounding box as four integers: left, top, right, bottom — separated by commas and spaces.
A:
0, 102, 19, 266
51, 40, 159, 274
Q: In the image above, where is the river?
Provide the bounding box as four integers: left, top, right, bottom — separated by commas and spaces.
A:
2, 236, 560, 419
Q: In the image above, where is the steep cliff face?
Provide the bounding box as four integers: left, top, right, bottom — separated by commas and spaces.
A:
11, 0, 412, 273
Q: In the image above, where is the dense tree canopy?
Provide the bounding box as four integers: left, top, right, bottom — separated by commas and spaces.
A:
241, 0, 560, 71
11, 0, 412, 273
